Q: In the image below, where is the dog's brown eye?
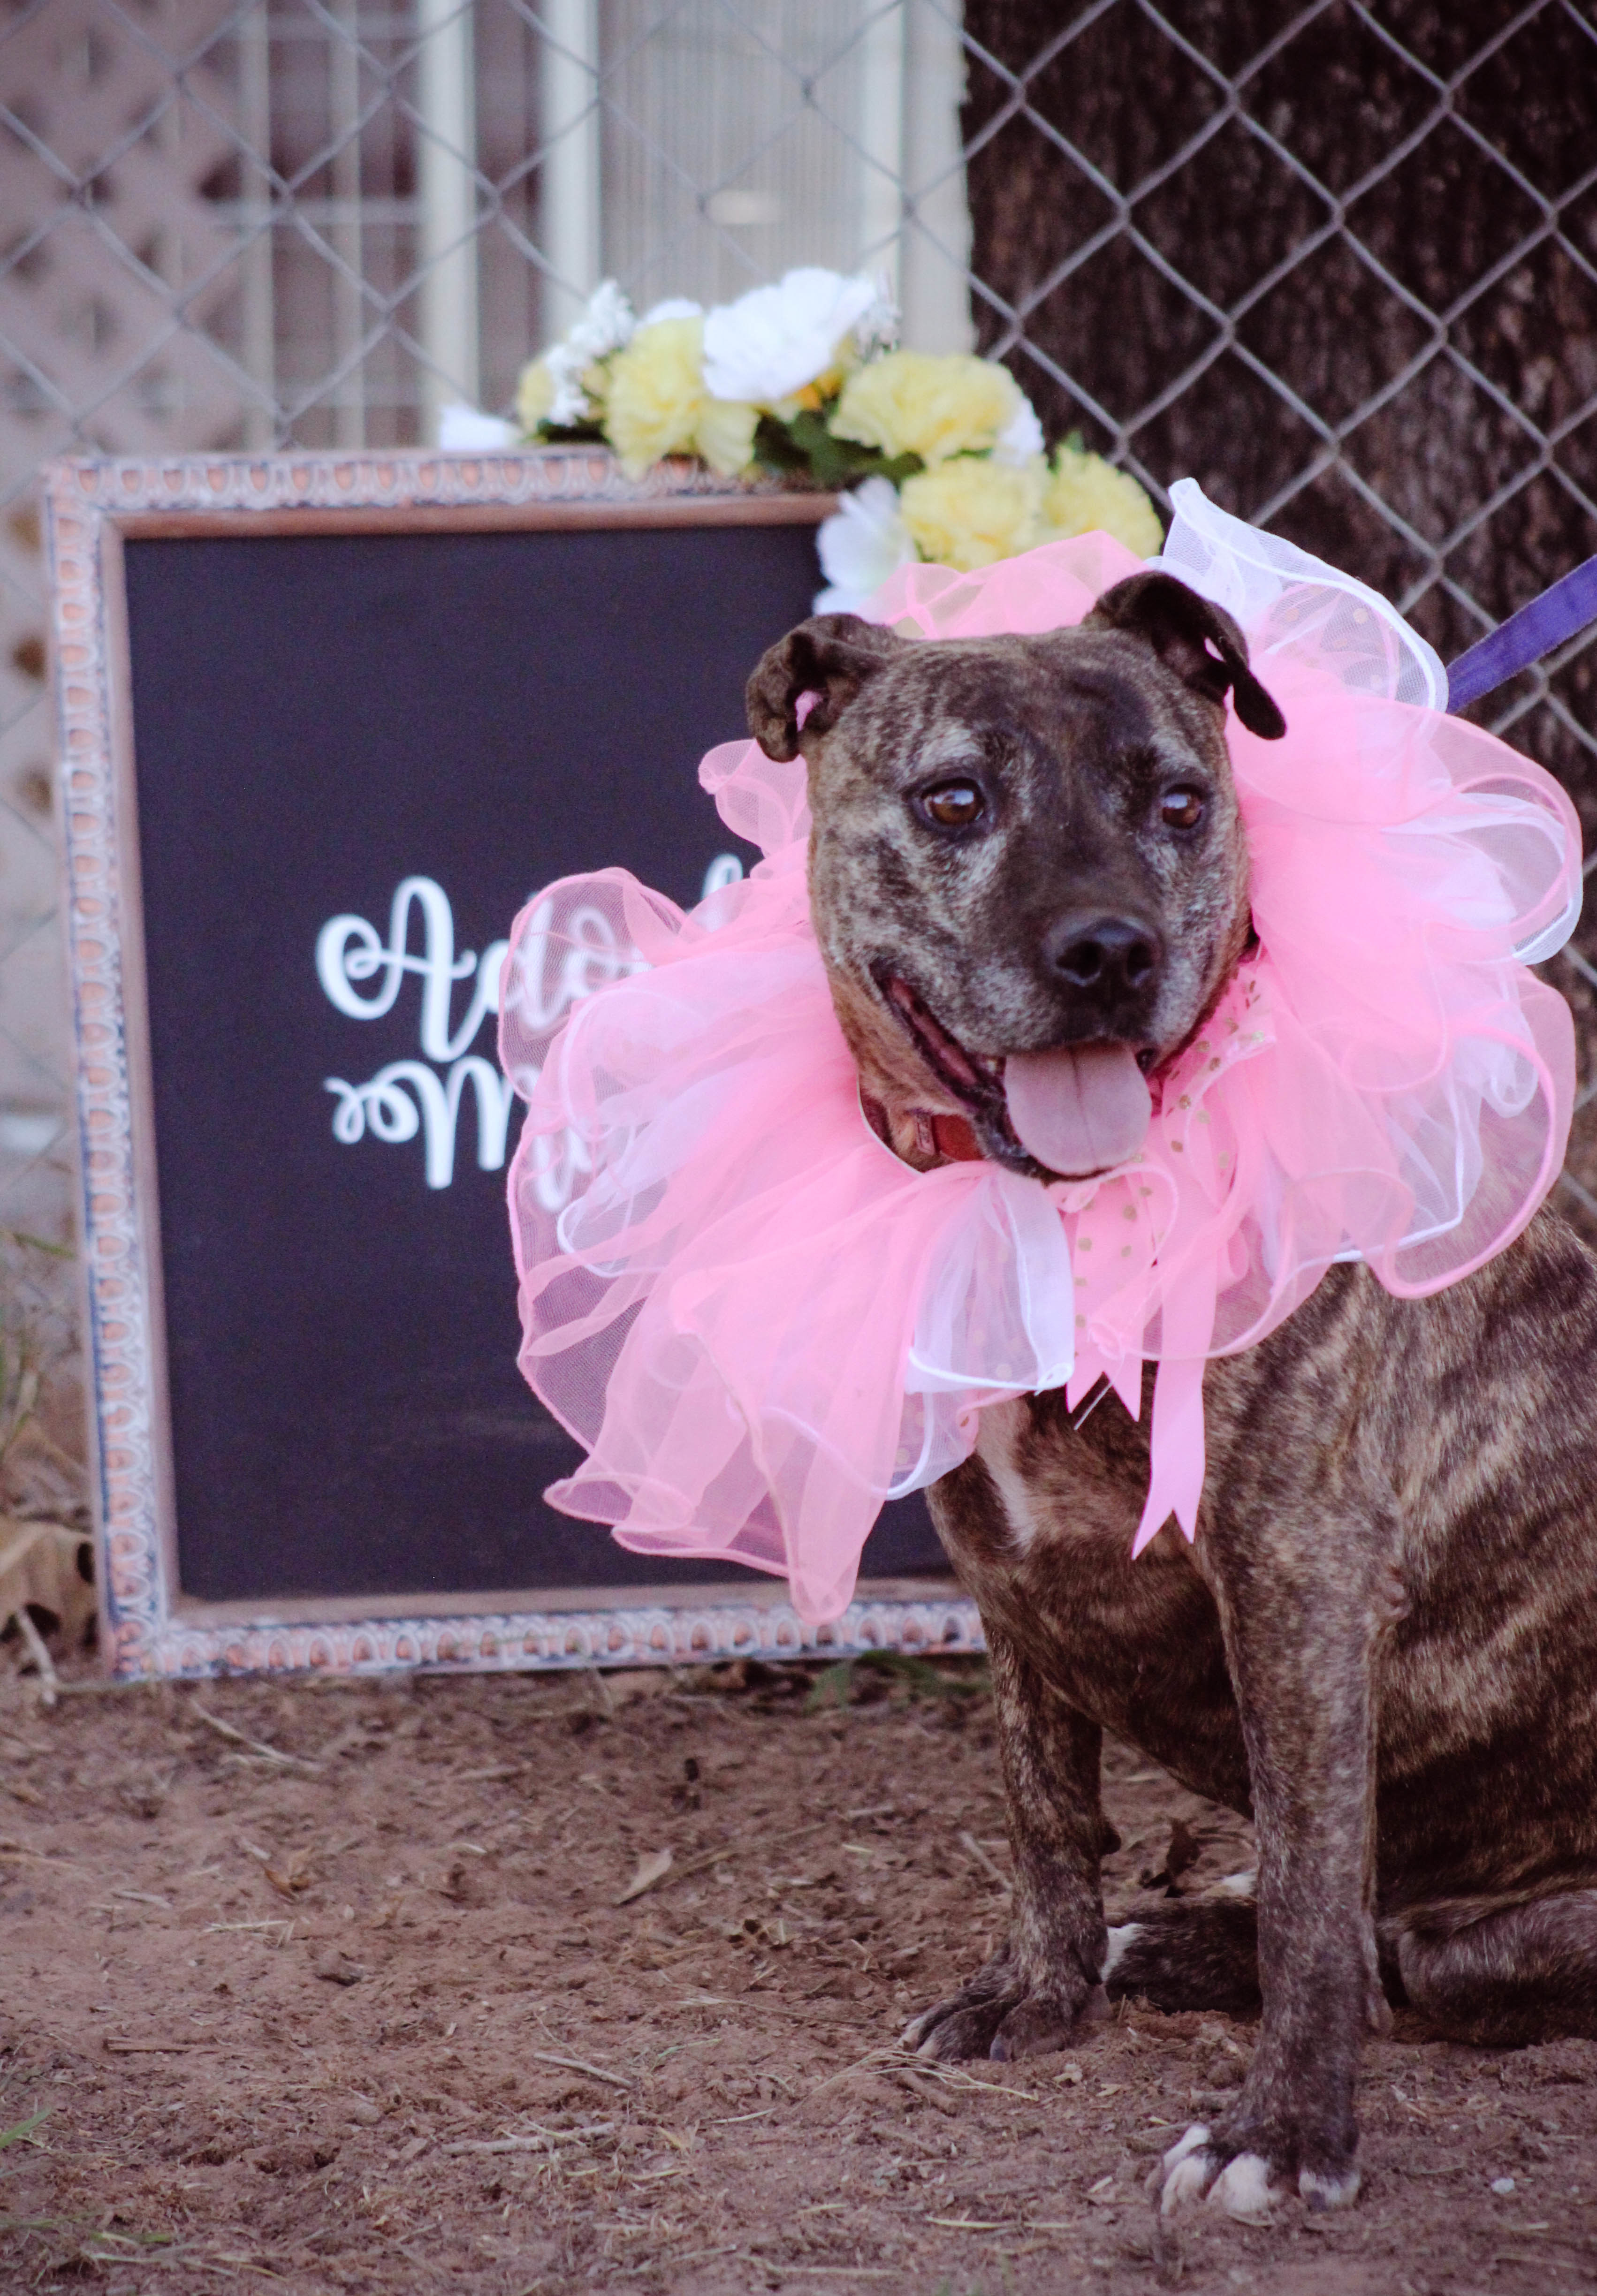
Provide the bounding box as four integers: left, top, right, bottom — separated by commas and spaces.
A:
1160, 787, 1204, 830
920, 780, 986, 830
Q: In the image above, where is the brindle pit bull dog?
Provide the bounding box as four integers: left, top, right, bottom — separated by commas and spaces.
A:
744, 576, 1597, 2224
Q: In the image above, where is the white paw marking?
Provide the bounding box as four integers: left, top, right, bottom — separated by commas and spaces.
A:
1208, 2152, 1278, 2222
1157, 2123, 1212, 2216
1207, 1867, 1258, 1901
1162, 2122, 1210, 2168
1101, 1923, 1144, 1982
1300, 2165, 1361, 2211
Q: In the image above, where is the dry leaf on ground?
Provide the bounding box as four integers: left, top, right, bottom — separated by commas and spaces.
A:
615, 1845, 674, 1904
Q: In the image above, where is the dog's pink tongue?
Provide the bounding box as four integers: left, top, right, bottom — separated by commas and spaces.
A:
1004, 1043, 1152, 1176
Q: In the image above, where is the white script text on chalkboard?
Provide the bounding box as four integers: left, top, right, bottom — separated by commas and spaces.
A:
317, 864, 740, 1192
319, 876, 514, 1188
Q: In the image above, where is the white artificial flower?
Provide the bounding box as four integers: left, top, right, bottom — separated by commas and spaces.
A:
566, 279, 637, 363
638, 297, 704, 325
540, 280, 639, 426
992, 391, 1046, 468
438, 404, 517, 449
813, 476, 917, 614
704, 267, 883, 404
542, 344, 591, 427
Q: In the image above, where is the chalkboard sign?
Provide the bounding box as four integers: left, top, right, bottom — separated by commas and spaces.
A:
46, 449, 979, 1680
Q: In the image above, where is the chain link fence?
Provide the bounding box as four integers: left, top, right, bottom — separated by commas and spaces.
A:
1, 0, 1594, 1521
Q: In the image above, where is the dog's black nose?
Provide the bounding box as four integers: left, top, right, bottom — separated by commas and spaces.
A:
1045, 913, 1162, 996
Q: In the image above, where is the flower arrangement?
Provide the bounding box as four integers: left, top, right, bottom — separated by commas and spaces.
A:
498, 267, 1164, 609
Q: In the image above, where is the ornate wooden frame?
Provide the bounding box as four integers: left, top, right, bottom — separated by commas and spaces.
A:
43, 445, 984, 1681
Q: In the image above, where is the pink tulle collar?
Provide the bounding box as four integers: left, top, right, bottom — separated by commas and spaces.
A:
500, 485, 1581, 1622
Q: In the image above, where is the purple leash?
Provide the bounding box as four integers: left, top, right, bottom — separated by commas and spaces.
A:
1446, 552, 1597, 712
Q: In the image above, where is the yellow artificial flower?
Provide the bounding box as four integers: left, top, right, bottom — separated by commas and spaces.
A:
899, 456, 1046, 571
605, 315, 759, 479
1044, 447, 1164, 559
578, 358, 612, 412
831, 350, 1022, 467
694, 395, 761, 478
605, 317, 704, 471
768, 343, 865, 423
514, 353, 609, 436
515, 355, 556, 435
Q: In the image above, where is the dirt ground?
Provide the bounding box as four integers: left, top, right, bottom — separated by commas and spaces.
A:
0, 1648, 1594, 2296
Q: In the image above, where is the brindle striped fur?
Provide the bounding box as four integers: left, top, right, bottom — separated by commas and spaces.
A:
747, 586, 1597, 2219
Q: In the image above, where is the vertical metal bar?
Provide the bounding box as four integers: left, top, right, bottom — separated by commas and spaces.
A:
330, 0, 365, 445
238, 0, 276, 447
858, 0, 906, 289
900, 0, 974, 349
538, 0, 601, 340
899, 0, 974, 353
417, 0, 481, 426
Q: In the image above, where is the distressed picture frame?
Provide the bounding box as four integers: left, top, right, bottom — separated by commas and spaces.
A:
44, 446, 983, 1681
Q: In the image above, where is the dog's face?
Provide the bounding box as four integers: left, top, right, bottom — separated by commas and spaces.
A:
746, 572, 1286, 1178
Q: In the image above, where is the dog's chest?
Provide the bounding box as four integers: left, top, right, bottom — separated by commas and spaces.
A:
970, 1391, 1156, 1562
973, 1399, 1053, 1557
931, 1399, 1250, 1809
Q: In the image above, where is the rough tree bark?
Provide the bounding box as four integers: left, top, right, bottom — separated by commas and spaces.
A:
961, 0, 1597, 1201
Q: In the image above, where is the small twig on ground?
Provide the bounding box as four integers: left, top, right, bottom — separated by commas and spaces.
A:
958, 1829, 1013, 1896
192, 1705, 320, 1772
884, 2066, 962, 2118
529, 2050, 632, 2090
615, 1816, 836, 1911
444, 2122, 616, 2156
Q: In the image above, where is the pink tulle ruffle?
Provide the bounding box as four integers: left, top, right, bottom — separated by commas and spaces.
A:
500, 488, 1580, 1622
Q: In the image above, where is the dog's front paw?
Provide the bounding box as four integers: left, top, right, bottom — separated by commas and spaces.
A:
903, 1957, 1099, 2062
1150, 2124, 1360, 2222
1153, 2127, 1280, 2222
1297, 2163, 1361, 2211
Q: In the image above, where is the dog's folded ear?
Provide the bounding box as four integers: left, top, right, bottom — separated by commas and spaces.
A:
1087, 572, 1287, 741
746, 614, 905, 762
